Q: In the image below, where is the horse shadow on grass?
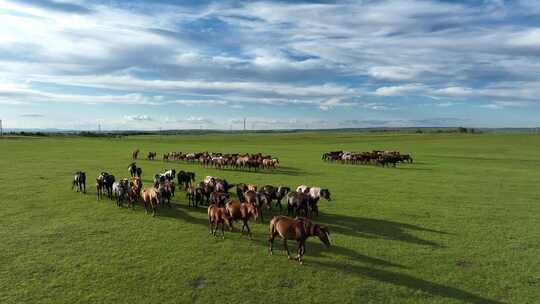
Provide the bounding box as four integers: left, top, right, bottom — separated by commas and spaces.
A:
249, 235, 406, 269
310, 260, 505, 304
316, 212, 448, 248
156, 201, 208, 226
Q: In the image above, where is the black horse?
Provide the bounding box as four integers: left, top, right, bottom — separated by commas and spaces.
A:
97, 172, 115, 199
72, 171, 86, 193
263, 185, 290, 211
177, 170, 195, 190
128, 163, 142, 177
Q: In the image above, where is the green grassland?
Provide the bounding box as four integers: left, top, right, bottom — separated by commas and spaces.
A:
1, 132, 539, 303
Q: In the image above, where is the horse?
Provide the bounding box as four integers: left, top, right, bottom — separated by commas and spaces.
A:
96, 177, 104, 200
177, 171, 194, 190
225, 200, 258, 239
97, 172, 115, 199
186, 186, 202, 208
215, 179, 234, 193
236, 183, 248, 202
132, 149, 140, 160
287, 191, 310, 217
147, 152, 157, 160
72, 171, 86, 193
210, 191, 229, 207
128, 163, 138, 177
262, 185, 290, 211
157, 180, 173, 208
268, 216, 331, 264
207, 204, 233, 238
141, 187, 160, 216
112, 178, 128, 207
127, 177, 142, 209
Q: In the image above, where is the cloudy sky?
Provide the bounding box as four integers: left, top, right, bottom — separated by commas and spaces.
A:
1, 0, 540, 130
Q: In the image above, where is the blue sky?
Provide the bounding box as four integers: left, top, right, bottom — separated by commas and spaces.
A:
1, 0, 540, 130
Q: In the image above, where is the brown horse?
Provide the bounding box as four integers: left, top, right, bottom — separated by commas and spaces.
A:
127, 177, 142, 209
225, 200, 258, 239
268, 216, 331, 265
207, 204, 233, 238
132, 149, 140, 160
141, 187, 160, 216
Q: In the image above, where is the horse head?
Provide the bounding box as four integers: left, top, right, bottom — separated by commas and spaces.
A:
321, 189, 332, 201
312, 224, 331, 248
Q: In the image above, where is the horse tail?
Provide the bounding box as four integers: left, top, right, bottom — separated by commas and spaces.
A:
268, 216, 278, 236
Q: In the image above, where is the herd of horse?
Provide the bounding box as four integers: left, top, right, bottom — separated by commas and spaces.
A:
322, 150, 414, 167
71, 161, 332, 264
134, 149, 280, 171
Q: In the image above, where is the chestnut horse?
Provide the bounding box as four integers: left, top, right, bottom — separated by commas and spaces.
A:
127, 177, 142, 209
268, 216, 331, 265
207, 204, 233, 238
225, 200, 258, 239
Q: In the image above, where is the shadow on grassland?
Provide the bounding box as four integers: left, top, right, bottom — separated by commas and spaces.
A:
215, 165, 307, 176
317, 212, 448, 247
311, 261, 505, 304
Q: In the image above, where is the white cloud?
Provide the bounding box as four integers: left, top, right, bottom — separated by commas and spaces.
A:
124, 115, 153, 121
374, 84, 426, 96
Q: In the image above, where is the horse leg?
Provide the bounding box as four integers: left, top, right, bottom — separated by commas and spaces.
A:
299, 242, 306, 265
209, 218, 214, 235
221, 221, 225, 239
296, 241, 303, 262
246, 222, 252, 239
283, 239, 291, 260
268, 232, 276, 255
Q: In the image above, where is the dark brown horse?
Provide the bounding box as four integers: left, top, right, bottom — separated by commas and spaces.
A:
225, 200, 258, 239
207, 204, 233, 238
268, 216, 331, 265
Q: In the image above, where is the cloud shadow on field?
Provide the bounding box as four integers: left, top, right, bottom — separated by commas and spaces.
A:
317, 212, 448, 247
311, 261, 505, 304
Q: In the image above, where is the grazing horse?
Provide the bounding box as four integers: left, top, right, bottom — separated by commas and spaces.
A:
132, 149, 140, 160
207, 204, 233, 238
141, 187, 160, 216
268, 216, 331, 264
112, 178, 129, 207
225, 200, 258, 239
72, 171, 86, 193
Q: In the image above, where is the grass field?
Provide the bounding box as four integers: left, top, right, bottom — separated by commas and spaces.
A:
1, 132, 539, 304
